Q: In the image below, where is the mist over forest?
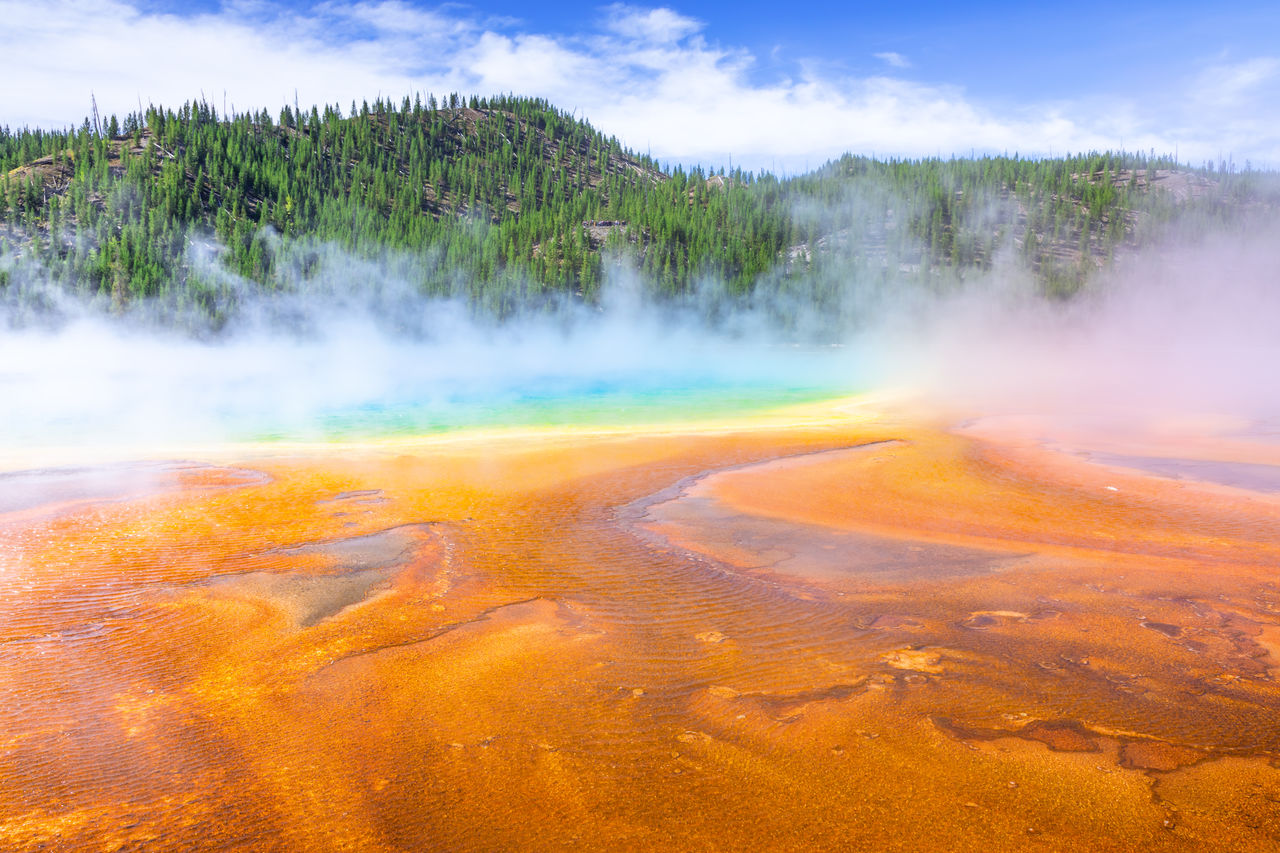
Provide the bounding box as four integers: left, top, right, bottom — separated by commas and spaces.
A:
2, 93, 1279, 447
3, 93, 1277, 334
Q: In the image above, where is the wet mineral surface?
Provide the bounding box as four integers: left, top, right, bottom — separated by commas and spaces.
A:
3, 408, 1280, 850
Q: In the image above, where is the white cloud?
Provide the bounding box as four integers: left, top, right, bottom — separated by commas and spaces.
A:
0, 1, 1275, 171
318, 0, 467, 36
459, 31, 592, 97
601, 4, 701, 43
873, 51, 911, 69
1192, 56, 1280, 105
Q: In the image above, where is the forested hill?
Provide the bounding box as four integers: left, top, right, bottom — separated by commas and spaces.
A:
1, 93, 1276, 328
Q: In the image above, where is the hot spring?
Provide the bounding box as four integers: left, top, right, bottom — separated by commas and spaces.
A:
3, 265, 1280, 851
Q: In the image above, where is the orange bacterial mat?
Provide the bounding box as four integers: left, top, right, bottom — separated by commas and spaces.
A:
3, 409, 1279, 851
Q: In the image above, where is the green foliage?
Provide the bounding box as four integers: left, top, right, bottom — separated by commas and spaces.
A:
1, 95, 1276, 326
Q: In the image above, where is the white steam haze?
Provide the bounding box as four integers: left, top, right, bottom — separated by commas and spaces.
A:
892, 226, 1280, 424
3, 211, 1279, 456
0, 244, 870, 451
1, 1, 1278, 170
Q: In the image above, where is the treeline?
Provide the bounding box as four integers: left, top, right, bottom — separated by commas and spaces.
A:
1, 94, 1276, 326
782, 150, 1277, 297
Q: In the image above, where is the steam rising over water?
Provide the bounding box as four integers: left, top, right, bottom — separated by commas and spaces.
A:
0, 307, 860, 448
3, 223, 1279, 450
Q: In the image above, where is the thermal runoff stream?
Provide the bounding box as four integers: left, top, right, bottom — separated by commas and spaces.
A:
4, 266, 1280, 851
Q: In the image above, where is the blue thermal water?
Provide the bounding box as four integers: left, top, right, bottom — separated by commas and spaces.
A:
246, 358, 858, 441
1, 331, 862, 447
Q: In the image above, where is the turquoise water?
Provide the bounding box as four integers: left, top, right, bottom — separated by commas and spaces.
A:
2, 326, 862, 447
246, 370, 855, 442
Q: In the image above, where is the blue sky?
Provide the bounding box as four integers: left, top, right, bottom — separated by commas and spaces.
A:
3, 1, 1278, 171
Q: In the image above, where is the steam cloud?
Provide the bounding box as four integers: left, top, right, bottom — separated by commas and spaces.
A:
2, 206, 1278, 455
0, 241, 865, 451
887, 223, 1280, 429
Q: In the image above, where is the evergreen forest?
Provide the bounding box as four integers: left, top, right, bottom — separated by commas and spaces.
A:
2, 94, 1276, 331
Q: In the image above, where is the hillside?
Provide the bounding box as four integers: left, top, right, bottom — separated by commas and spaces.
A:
2, 94, 1277, 328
